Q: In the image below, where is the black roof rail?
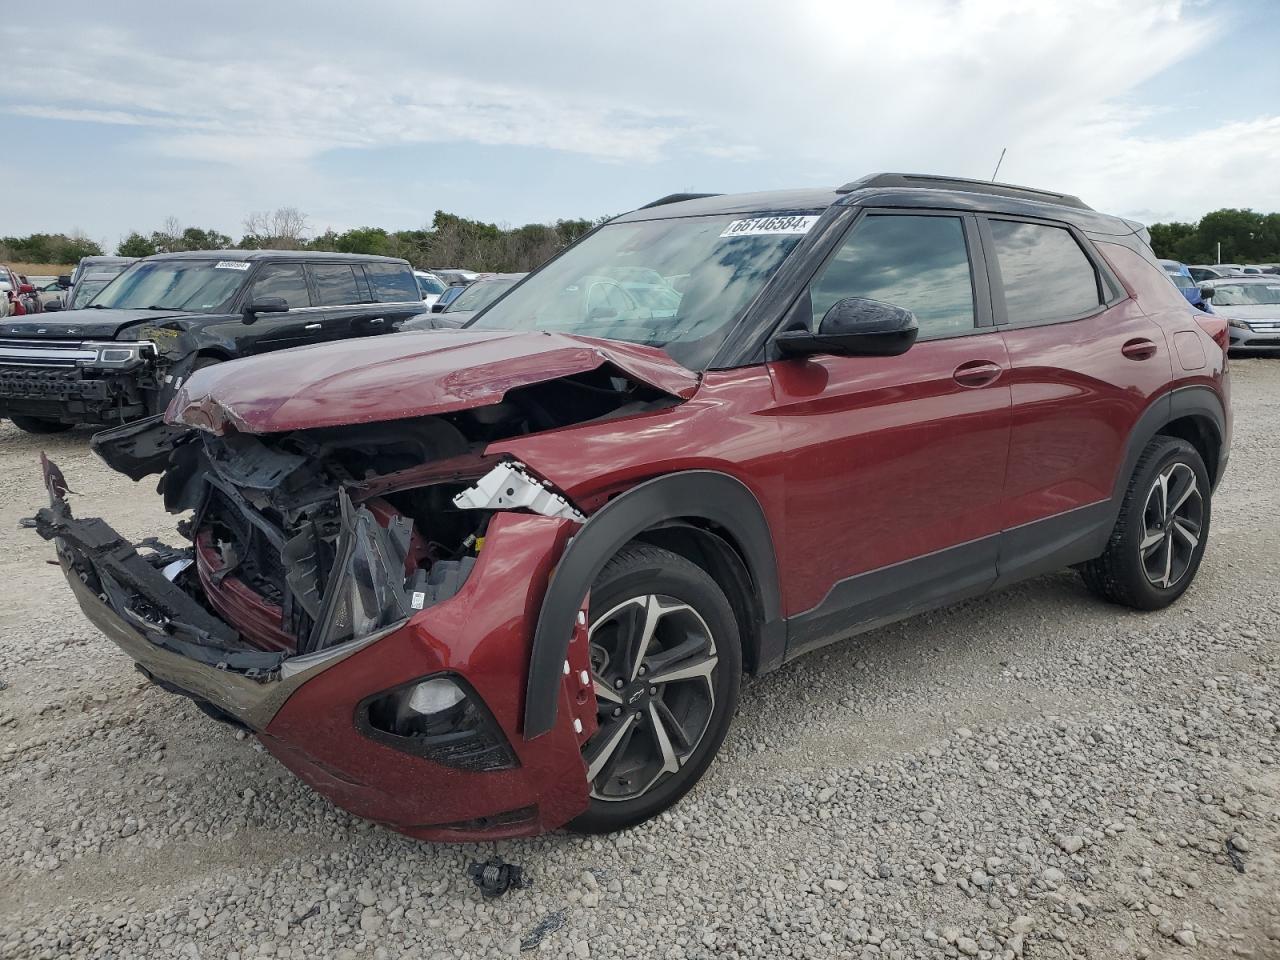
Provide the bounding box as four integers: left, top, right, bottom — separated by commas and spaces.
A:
837, 173, 1092, 211
637, 192, 723, 210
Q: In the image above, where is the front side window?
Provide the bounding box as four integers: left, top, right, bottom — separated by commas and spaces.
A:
445, 278, 517, 313
310, 264, 362, 306
90, 261, 249, 313
989, 220, 1101, 324
472, 213, 813, 368
365, 263, 419, 302
809, 214, 976, 338
416, 273, 446, 297
249, 264, 311, 308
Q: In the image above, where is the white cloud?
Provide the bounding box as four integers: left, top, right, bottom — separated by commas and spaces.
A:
1, 0, 1277, 234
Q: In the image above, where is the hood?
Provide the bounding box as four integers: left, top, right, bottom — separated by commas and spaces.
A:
170, 328, 700, 434
0, 308, 193, 341
1210, 303, 1280, 321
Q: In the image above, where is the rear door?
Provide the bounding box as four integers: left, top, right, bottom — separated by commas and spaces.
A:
305, 262, 369, 342
767, 210, 1012, 652
982, 216, 1174, 584
362, 262, 432, 332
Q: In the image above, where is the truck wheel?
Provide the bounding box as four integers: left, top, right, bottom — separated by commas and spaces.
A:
1079, 436, 1211, 610
9, 415, 74, 434
569, 544, 741, 834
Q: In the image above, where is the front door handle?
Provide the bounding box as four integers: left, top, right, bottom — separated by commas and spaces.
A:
1122, 337, 1157, 361
368, 317, 385, 325
304, 322, 322, 331
952, 359, 1003, 388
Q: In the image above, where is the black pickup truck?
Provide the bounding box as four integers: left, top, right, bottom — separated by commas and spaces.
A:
0, 250, 426, 432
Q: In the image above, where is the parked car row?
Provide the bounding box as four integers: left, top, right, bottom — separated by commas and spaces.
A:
1187, 263, 1280, 282
25, 173, 1230, 842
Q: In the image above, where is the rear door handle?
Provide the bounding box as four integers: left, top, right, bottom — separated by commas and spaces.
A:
1122, 337, 1157, 360
304, 322, 322, 331
952, 359, 1003, 388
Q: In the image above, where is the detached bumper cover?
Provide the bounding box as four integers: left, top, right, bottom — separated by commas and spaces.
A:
31, 457, 595, 839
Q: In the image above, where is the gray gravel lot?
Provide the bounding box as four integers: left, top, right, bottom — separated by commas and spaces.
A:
2, 360, 1279, 960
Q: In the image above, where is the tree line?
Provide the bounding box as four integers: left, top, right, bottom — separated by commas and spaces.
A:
1148, 208, 1280, 264
1, 208, 604, 273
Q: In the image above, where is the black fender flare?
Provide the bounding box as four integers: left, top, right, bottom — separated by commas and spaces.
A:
523, 470, 784, 739
1110, 385, 1227, 511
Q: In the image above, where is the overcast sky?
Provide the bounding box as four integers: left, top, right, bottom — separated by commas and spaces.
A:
2, 0, 1276, 249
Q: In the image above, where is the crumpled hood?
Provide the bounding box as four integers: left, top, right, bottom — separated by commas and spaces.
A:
169, 329, 700, 434
0, 308, 192, 341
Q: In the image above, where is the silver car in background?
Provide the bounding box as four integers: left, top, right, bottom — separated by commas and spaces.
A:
1202, 276, 1280, 353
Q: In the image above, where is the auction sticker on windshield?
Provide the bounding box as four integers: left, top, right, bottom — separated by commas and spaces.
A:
720, 215, 819, 238
215, 261, 251, 271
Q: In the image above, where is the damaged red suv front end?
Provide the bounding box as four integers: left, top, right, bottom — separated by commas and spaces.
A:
31, 329, 697, 839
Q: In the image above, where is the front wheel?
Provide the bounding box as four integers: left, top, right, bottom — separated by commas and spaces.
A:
568, 544, 741, 834
9, 415, 74, 434
1079, 436, 1211, 610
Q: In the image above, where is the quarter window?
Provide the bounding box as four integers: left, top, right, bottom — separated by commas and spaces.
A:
365, 263, 419, 303
310, 264, 362, 306
249, 263, 310, 309
989, 220, 1101, 323
810, 215, 976, 338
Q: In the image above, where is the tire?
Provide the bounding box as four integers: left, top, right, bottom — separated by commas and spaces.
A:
568, 544, 742, 834
1079, 436, 1211, 610
9, 415, 74, 434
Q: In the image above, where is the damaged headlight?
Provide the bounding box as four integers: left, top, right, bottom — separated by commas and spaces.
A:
80, 341, 156, 369
359, 674, 518, 772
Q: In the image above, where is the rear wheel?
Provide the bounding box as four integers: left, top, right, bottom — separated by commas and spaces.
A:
1080, 436, 1210, 610
9, 415, 73, 434
568, 544, 741, 834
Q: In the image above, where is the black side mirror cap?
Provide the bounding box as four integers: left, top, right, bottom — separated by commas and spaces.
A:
775, 297, 919, 358
1198, 284, 1214, 300
242, 296, 288, 323
57, 274, 72, 287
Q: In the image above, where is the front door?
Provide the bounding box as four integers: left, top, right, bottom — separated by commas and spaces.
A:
239, 262, 322, 353
767, 211, 1012, 652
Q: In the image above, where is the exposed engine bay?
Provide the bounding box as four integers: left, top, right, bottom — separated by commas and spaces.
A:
29, 364, 679, 679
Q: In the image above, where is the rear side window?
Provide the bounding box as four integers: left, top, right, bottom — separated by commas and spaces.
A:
364, 263, 418, 302
989, 220, 1101, 323
810, 214, 976, 338
310, 264, 362, 306
249, 263, 311, 309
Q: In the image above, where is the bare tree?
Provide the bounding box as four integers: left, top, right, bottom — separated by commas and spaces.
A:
242, 207, 310, 249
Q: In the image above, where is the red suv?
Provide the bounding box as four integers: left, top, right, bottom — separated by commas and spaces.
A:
32, 174, 1230, 840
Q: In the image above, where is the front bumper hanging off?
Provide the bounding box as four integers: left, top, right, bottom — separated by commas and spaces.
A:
29, 456, 600, 841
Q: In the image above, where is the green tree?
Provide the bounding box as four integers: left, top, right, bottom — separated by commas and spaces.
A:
333, 227, 390, 256
116, 232, 157, 257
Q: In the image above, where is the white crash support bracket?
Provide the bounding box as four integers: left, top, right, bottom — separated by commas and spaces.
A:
452, 461, 587, 523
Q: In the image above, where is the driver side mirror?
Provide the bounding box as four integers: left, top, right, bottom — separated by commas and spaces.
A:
1198, 284, 1214, 301
242, 296, 288, 324
774, 297, 919, 358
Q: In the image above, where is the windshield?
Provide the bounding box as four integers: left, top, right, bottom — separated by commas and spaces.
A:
471, 214, 815, 368
446, 278, 517, 313
1163, 269, 1195, 290
89, 260, 247, 312
1212, 283, 1280, 306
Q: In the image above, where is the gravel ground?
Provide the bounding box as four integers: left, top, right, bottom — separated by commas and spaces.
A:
2, 360, 1279, 960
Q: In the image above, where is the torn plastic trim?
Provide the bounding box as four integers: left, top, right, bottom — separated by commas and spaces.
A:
453, 460, 587, 523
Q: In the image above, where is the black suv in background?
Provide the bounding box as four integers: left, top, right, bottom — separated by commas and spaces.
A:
0, 251, 424, 432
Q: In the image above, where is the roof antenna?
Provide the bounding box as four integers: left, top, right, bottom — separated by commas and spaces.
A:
990, 147, 1007, 182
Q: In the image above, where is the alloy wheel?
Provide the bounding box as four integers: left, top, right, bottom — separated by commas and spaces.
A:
584, 594, 719, 801
1140, 461, 1204, 588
